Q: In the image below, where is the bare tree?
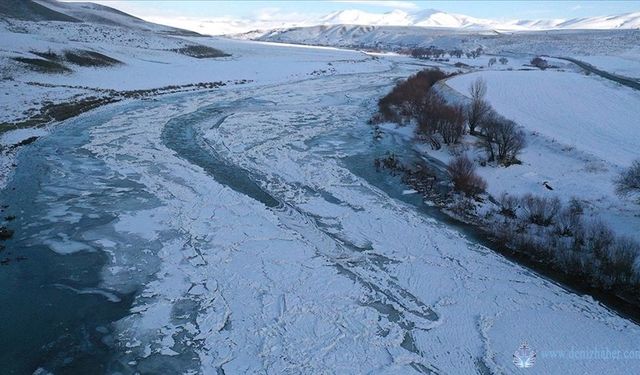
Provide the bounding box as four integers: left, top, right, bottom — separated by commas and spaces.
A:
478, 113, 526, 165
488, 57, 497, 67
499, 57, 508, 65
438, 104, 466, 145
493, 118, 526, 164
467, 78, 490, 135
447, 154, 487, 196
417, 93, 466, 147
615, 160, 640, 201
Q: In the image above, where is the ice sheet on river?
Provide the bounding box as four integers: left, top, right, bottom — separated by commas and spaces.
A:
20, 58, 640, 373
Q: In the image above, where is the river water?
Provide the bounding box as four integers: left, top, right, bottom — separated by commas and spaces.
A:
2, 62, 639, 374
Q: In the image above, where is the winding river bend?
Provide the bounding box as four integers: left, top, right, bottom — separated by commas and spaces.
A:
2, 60, 639, 374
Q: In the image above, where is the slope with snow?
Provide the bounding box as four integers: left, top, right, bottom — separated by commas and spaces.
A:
444, 70, 640, 239
317, 9, 640, 30
30, 0, 200, 35
255, 24, 640, 59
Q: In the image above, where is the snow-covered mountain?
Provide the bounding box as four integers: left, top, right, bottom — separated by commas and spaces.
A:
320, 9, 497, 29
556, 11, 640, 29
316, 8, 640, 31
0, 0, 200, 35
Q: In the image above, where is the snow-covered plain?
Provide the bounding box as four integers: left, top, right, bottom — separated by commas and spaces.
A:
444, 70, 640, 240
578, 54, 640, 79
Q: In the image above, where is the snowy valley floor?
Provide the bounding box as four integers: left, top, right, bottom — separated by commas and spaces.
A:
1, 39, 640, 374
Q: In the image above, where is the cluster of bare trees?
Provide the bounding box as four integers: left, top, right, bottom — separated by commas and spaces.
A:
409, 47, 483, 60
375, 69, 449, 124
490, 193, 640, 291
530, 56, 549, 70
410, 46, 448, 59
417, 92, 466, 148
467, 78, 526, 165
375, 71, 526, 200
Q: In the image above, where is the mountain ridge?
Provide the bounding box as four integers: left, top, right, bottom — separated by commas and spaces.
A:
317, 8, 640, 31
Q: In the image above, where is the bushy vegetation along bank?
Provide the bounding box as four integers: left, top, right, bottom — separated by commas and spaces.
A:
372, 68, 640, 308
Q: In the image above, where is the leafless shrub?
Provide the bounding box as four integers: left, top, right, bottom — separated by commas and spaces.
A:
603, 237, 640, 286
498, 192, 519, 218
520, 193, 561, 226
530, 56, 549, 70
553, 205, 583, 237
615, 160, 640, 201
447, 155, 487, 196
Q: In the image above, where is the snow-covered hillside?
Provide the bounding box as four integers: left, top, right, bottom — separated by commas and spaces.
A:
107, 6, 640, 36
318, 8, 640, 31
0, 0, 199, 35
319, 8, 499, 29
254, 25, 640, 59
445, 70, 640, 239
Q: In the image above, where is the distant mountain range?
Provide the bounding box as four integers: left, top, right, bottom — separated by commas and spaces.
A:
161, 8, 640, 36
0, 0, 638, 36
317, 9, 640, 31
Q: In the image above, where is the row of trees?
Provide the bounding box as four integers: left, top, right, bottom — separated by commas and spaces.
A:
409, 47, 484, 60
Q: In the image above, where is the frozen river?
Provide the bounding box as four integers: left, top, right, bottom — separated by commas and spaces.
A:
1, 57, 639, 374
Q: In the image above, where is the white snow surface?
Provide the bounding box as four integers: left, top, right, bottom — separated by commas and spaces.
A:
445, 70, 640, 240
65, 41, 639, 374
448, 70, 640, 166
2, 5, 640, 373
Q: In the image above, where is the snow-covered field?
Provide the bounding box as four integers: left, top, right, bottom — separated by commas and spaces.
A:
578, 54, 640, 79
443, 69, 640, 239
